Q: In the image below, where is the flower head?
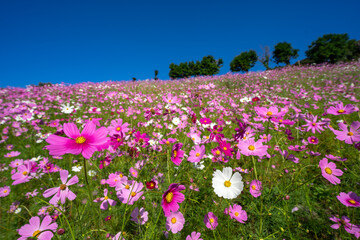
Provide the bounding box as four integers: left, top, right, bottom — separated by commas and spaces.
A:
226, 204, 248, 223
166, 211, 185, 234
204, 212, 218, 230
337, 192, 360, 207
212, 167, 244, 199
319, 158, 343, 185
161, 183, 185, 216
249, 180, 262, 198
18, 215, 58, 240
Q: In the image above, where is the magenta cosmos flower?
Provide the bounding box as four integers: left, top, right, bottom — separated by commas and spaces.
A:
171, 143, 184, 166
186, 232, 203, 240
46, 122, 109, 159
18, 215, 58, 240
204, 212, 218, 230
329, 215, 360, 236
319, 158, 343, 185
166, 211, 185, 234
116, 180, 144, 205
337, 192, 360, 207
327, 103, 356, 115
249, 180, 262, 198
238, 139, 268, 157
108, 119, 129, 136
226, 204, 248, 223
255, 106, 284, 119
11, 160, 38, 185
43, 170, 78, 205
0, 185, 10, 197
307, 136, 319, 144
162, 183, 185, 216
332, 121, 360, 144
95, 188, 117, 210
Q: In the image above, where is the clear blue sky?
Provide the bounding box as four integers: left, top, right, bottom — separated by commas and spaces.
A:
1, 0, 359, 88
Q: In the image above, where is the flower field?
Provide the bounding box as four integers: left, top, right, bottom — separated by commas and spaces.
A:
1, 61, 360, 239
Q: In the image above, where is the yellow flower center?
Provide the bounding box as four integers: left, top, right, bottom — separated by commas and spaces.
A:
312, 123, 316, 126
104, 196, 109, 200
117, 138, 121, 142
60, 184, 67, 190
252, 185, 256, 190
131, 192, 136, 197
210, 218, 214, 223
266, 111, 273, 116
75, 136, 86, 144
311, 139, 315, 142
22, 171, 28, 175
132, 171, 136, 175
349, 199, 356, 204
166, 192, 173, 203
33, 230, 41, 237
338, 109, 345, 113
4, 190, 8, 193
169, 100, 171, 103
166, 141, 170, 145
325, 167, 332, 175
279, 119, 283, 123
173, 150, 177, 157
125, 185, 130, 189
224, 180, 231, 187
116, 127, 121, 131
234, 212, 239, 217
248, 145, 255, 151
215, 150, 220, 155
196, 153, 200, 157
263, 136, 267, 139
223, 147, 227, 151
171, 217, 177, 224
348, 132, 354, 136
119, 174, 123, 178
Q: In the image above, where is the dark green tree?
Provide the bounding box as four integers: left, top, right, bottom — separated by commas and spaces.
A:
258, 46, 271, 70
154, 70, 159, 80
305, 33, 359, 64
132, 77, 136, 82
230, 50, 258, 72
273, 42, 299, 65
199, 55, 223, 75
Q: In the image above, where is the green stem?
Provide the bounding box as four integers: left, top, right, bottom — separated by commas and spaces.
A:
251, 155, 258, 179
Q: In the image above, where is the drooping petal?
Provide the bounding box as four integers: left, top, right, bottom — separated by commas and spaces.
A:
63, 123, 80, 139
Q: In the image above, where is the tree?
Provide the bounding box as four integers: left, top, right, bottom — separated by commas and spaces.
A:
154, 70, 159, 80
305, 33, 359, 64
199, 55, 223, 75
258, 46, 271, 70
132, 77, 137, 82
230, 50, 257, 73
273, 42, 299, 65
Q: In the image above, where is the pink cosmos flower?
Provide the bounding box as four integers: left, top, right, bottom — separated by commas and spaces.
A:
129, 167, 138, 178
186, 232, 203, 240
336, 192, 360, 207
159, 138, 177, 145
204, 212, 218, 230
225, 204, 248, 223
166, 211, 185, 234
319, 158, 343, 185
301, 115, 326, 134
0, 185, 10, 197
108, 119, 129, 136
163, 93, 181, 104
43, 170, 78, 205
131, 207, 148, 225
9, 159, 23, 168
4, 151, 21, 158
18, 215, 58, 240
116, 180, 144, 205
332, 121, 360, 144
46, 122, 109, 159
327, 103, 356, 115
106, 172, 127, 188
94, 189, 117, 210
329, 215, 360, 236
255, 106, 284, 119
238, 139, 268, 157
219, 140, 233, 157
188, 145, 205, 163
171, 143, 184, 166
11, 160, 38, 185
249, 180, 262, 198
162, 183, 185, 217
199, 118, 212, 125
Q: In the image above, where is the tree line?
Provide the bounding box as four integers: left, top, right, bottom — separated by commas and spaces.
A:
167, 33, 360, 78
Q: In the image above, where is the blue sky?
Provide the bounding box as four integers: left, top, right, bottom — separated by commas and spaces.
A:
1, 0, 359, 88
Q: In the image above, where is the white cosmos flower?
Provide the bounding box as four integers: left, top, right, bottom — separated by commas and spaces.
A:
172, 117, 181, 126
212, 167, 244, 199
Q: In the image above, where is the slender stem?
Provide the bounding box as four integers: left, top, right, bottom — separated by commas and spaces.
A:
251, 155, 258, 179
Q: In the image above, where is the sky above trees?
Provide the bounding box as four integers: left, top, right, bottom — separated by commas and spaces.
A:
1, 0, 359, 87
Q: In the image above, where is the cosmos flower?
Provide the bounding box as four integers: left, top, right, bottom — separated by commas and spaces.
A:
188, 145, 205, 163
43, 170, 78, 205
94, 189, 117, 210
238, 139, 268, 157
307, 136, 319, 144
46, 122, 109, 159
204, 212, 218, 230
336, 192, 360, 207
171, 143, 184, 166
319, 158, 343, 185
166, 211, 185, 234
108, 119, 130, 136
212, 167, 244, 199
116, 180, 144, 205
225, 204, 248, 223
162, 183, 185, 217
186, 232, 203, 240
131, 207, 149, 225
255, 106, 284, 119
329, 215, 360, 237
11, 160, 38, 185
0, 185, 10, 197
327, 103, 356, 115
249, 180, 262, 198
4, 151, 21, 158
332, 121, 360, 144
18, 215, 58, 240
